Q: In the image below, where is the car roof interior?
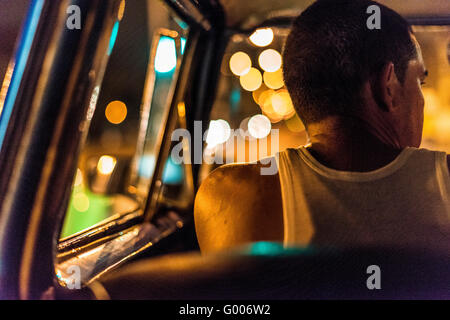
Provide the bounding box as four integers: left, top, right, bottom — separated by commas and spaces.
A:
220, 0, 450, 29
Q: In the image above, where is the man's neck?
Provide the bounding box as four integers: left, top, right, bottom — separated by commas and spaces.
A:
306, 117, 403, 172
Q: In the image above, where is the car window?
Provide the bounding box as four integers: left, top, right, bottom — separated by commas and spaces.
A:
198, 26, 306, 183
199, 24, 450, 183
59, 0, 189, 239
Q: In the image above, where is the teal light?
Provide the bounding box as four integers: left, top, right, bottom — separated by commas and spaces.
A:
181, 37, 186, 55
138, 154, 156, 179
230, 88, 241, 113
245, 241, 316, 256
108, 21, 120, 56
162, 156, 184, 185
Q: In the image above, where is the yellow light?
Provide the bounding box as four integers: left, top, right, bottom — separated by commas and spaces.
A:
177, 101, 186, 118
240, 67, 262, 92
97, 155, 117, 175
118, 0, 126, 21
271, 90, 295, 119
74, 168, 83, 187
263, 69, 284, 89
105, 100, 127, 124
258, 49, 282, 72
249, 28, 274, 47
248, 114, 272, 139
73, 193, 90, 212
206, 119, 231, 148
229, 51, 252, 76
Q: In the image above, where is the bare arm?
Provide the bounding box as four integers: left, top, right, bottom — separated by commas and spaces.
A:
194, 162, 284, 254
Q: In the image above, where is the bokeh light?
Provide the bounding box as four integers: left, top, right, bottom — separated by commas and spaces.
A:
206, 119, 231, 148
258, 49, 282, 72
271, 90, 295, 119
177, 101, 186, 118
155, 36, 177, 73
72, 193, 90, 212
262, 97, 283, 123
257, 89, 275, 106
252, 84, 268, 105
248, 114, 271, 139
97, 155, 117, 175
118, 0, 126, 21
249, 28, 274, 47
240, 67, 262, 92
229, 51, 252, 76
105, 100, 127, 124
74, 168, 83, 187
263, 69, 284, 89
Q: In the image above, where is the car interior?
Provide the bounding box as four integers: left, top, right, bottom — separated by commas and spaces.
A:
0, 0, 449, 300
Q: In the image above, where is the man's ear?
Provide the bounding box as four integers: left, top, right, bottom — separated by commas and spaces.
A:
371, 62, 398, 112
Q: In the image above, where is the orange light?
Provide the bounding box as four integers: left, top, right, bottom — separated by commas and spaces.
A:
118, 0, 126, 21
105, 100, 127, 124
177, 102, 186, 118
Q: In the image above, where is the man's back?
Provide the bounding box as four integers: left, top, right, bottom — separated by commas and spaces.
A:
194, 147, 450, 253
277, 146, 450, 250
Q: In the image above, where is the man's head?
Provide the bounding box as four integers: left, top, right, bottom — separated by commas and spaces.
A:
283, 0, 427, 147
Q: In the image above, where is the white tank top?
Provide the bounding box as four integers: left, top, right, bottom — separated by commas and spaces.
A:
276, 146, 450, 251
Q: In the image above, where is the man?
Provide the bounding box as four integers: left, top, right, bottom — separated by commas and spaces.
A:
194, 0, 450, 253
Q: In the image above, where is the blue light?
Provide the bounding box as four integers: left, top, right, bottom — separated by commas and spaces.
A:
154, 37, 177, 73
108, 21, 120, 56
0, 0, 44, 150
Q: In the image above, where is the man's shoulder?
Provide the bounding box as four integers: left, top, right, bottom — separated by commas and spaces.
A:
196, 161, 280, 203
194, 161, 283, 253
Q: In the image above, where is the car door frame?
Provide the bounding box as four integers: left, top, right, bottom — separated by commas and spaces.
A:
0, 0, 225, 300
